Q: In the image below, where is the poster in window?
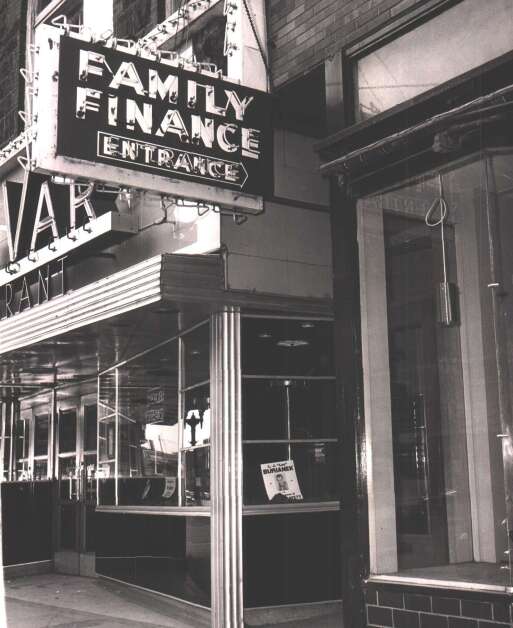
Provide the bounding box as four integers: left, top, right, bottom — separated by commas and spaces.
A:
260, 459, 303, 502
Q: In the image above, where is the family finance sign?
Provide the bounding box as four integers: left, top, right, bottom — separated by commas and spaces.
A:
56, 35, 272, 196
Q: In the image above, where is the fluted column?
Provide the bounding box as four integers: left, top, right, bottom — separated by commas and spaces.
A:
210, 307, 243, 628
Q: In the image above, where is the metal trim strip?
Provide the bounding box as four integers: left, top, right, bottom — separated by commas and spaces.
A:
0, 256, 163, 354
367, 574, 513, 595
97, 574, 212, 612
242, 501, 340, 515
96, 505, 210, 517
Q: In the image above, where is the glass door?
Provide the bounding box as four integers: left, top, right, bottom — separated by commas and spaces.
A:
55, 396, 97, 575
55, 405, 79, 573
384, 213, 451, 568
81, 400, 97, 567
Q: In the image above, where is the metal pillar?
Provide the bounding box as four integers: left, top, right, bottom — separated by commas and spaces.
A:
210, 307, 243, 628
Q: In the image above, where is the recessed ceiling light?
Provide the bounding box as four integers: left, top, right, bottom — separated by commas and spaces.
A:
258, 332, 272, 339
301, 322, 315, 329
276, 339, 309, 348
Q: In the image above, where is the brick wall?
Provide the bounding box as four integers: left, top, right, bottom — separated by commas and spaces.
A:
0, 0, 26, 148
365, 582, 513, 628
267, 0, 427, 88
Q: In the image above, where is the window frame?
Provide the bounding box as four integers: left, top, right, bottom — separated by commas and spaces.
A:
357, 151, 513, 591
96, 318, 211, 513
9, 398, 53, 482
240, 314, 340, 514
322, 0, 513, 148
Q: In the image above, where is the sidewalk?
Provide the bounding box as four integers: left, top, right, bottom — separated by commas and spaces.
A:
2, 573, 343, 627
3, 573, 210, 627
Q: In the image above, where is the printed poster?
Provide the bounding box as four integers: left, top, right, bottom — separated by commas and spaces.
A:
260, 459, 303, 502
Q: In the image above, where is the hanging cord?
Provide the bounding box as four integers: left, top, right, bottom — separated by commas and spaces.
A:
240, 0, 271, 84
425, 173, 449, 285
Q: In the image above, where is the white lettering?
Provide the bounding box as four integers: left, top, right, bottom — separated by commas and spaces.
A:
30, 182, 59, 251
148, 69, 179, 102
102, 134, 119, 156
126, 99, 153, 134
191, 115, 214, 148
156, 109, 188, 140
109, 61, 145, 95
108, 95, 118, 126
69, 183, 97, 231
79, 50, 105, 81
76, 87, 102, 118
217, 123, 238, 153
225, 90, 254, 121
241, 127, 261, 159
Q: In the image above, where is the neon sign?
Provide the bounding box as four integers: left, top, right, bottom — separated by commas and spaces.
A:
56, 35, 272, 195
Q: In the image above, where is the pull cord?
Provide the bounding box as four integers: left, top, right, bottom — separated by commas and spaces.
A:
425, 173, 449, 284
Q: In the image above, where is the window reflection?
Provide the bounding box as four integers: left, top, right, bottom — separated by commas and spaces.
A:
34, 414, 49, 457
15, 417, 30, 480
242, 318, 333, 376
183, 324, 209, 387
184, 448, 210, 506
355, 0, 513, 121
59, 409, 77, 453
183, 387, 210, 448
98, 321, 211, 508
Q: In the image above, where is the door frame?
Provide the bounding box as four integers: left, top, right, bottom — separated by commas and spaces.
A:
54, 393, 97, 576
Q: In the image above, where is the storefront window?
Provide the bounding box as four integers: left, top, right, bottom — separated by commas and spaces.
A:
355, 0, 513, 121
0, 403, 13, 481
358, 152, 513, 588
9, 396, 53, 481
84, 403, 97, 453
242, 317, 337, 505
98, 321, 211, 508
14, 416, 30, 480
33, 413, 49, 480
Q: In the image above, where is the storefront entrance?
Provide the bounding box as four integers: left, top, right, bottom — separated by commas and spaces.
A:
0, 253, 335, 626
54, 395, 97, 576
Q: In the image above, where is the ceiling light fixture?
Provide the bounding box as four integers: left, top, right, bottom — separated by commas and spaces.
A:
276, 339, 309, 348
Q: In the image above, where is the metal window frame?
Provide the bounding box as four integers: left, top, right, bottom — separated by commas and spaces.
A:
9, 398, 53, 481
240, 314, 339, 509
97, 317, 211, 511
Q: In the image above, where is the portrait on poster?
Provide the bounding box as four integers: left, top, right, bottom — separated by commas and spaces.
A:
260, 460, 303, 502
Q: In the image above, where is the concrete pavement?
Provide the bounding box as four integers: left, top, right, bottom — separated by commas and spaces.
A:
2, 573, 342, 627
3, 573, 210, 627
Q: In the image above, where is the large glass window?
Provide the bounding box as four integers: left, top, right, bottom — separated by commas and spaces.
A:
358, 152, 513, 589
14, 416, 30, 480
9, 396, 53, 481
242, 317, 337, 505
0, 403, 13, 481
355, 0, 513, 121
98, 321, 210, 508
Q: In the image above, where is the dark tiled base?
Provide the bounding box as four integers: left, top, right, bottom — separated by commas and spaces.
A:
365, 581, 512, 628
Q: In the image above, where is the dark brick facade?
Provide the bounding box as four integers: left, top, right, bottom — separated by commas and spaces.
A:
365, 582, 513, 628
0, 0, 27, 149
267, 0, 428, 87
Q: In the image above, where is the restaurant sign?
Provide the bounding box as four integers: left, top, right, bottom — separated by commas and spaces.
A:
0, 170, 137, 314
52, 34, 272, 198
